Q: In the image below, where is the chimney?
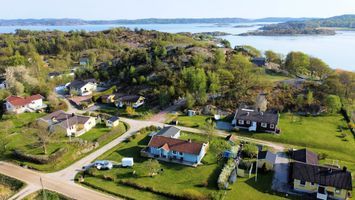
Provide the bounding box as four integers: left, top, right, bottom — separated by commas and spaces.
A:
188, 139, 192, 143
261, 112, 263, 116
343, 166, 347, 172
247, 112, 250, 116
72, 113, 75, 117
328, 168, 333, 174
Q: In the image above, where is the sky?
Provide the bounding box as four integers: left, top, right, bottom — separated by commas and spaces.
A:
1, 0, 355, 20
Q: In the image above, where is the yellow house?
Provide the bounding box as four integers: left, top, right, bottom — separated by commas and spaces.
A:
105, 116, 120, 128
292, 162, 352, 200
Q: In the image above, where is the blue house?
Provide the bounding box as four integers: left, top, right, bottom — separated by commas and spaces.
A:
146, 136, 208, 167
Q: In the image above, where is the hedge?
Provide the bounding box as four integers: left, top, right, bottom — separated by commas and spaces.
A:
13, 147, 68, 164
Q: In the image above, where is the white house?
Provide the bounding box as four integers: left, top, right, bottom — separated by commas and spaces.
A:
0, 79, 6, 89
67, 79, 97, 96
37, 110, 96, 137
105, 116, 120, 128
5, 95, 46, 114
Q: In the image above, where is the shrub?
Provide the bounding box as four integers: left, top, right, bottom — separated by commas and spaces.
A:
181, 189, 209, 200
318, 152, 328, 160
217, 159, 236, 189
242, 144, 258, 159
13, 147, 68, 164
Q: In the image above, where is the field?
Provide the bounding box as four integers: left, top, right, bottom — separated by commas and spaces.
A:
1, 113, 127, 172
99, 104, 156, 120
79, 130, 291, 200
0, 173, 25, 200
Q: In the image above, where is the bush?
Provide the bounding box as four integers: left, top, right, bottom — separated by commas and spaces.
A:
217, 159, 235, 189
13, 148, 68, 164
181, 189, 209, 200
242, 144, 258, 159
318, 152, 328, 160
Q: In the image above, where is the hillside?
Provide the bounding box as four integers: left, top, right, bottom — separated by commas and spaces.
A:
240, 14, 355, 36
0, 17, 311, 26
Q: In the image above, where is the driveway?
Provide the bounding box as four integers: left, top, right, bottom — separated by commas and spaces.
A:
272, 152, 290, 193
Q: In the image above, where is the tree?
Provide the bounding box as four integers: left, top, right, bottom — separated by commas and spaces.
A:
0, 132, 8, 160
185, 92, 195, 109
220, 39, 231, 48
306, 91, 314, 106
214, 49, 226, 68
309, 57, 331, 79
255, 93, 268, 112
139, 159, 161, 177
126, 106, 136, 116
285, 51, 310, 75
203, 118, 215, 142
325, 95, 342, 114
181, 67, 207, 105
207, 71, 220, 98
265, 50, 282, 64
34, 127, 52, 155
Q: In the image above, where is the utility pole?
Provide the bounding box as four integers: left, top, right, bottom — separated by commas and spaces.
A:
40, 177, 47, 200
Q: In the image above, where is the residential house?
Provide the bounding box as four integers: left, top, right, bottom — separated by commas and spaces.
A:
106, 116, 119, 128
257, 150, 276, 171
292, 162, 352, 200
115, 95, 145, 109
67, 79, 97, 96
5, 95, 46, 114
79, 58, 90, 66
37, 110, 96, 137
291, 148, 319, 165
0, 78, 6, 89
68, 95, 93, 109
150, 126, 181, 139
48, 71, 63, 79
144, 135, 208, 167
251, 57, 266, 67
231, 108, 280, 133
101, 94, 115, 104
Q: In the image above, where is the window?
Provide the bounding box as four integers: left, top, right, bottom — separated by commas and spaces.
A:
238, 120, 244, 125
172, 151, 177, 154
246, 121, 250, 125
310, 182, 315, 186
179, 152, 183, 156
261, 123, 267, 128
300, 180, 306, 186
270, 124, 274, 129
335, 188, 341, 194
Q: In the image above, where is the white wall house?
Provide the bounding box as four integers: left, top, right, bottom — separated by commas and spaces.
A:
5, 95, 46, 114
68, 80, 97, 96
37, 110, 96, 137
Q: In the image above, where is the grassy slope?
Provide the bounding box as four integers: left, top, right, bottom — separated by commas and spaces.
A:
24, 189, 73, 200
81, 131, 289, 200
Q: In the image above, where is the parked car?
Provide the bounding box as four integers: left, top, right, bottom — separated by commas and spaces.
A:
84, 160, 113, 170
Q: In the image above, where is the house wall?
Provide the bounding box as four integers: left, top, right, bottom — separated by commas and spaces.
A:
106, 120, 119, 127
293, 179, 318, 193
83, 117, 96, 131
234, 118, 277, 133
148, 147, 200, 163
257, 160, 274, 170
5, 102, 26, 114
293, 179, 348, 200
27, 99, 43, 110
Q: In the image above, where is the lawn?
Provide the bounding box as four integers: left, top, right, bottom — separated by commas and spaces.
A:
2, 113, 127, 172
173, 115, 212, 128
79, 130, 291, 200
24, 189, 72, 200
99, 104, 156, 120
0, 173, 25, 200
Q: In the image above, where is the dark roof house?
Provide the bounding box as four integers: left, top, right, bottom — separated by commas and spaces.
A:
291, 149, 319, 165
258, 150, 277, 164
292, 162, 353, 190
234, 108, 279, 124
156, 126, 181, 138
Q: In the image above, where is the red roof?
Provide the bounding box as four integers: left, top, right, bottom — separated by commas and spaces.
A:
6, 94, 43, 107
148, 136, 205, 155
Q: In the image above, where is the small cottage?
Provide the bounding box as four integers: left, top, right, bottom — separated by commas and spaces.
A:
67, 79, 97, 96
106, 116, 120, 128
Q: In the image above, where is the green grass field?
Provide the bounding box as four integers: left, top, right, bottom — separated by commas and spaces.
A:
1, 113, 127, 172
174, 115, 212, 128
79, 130, 290, 200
